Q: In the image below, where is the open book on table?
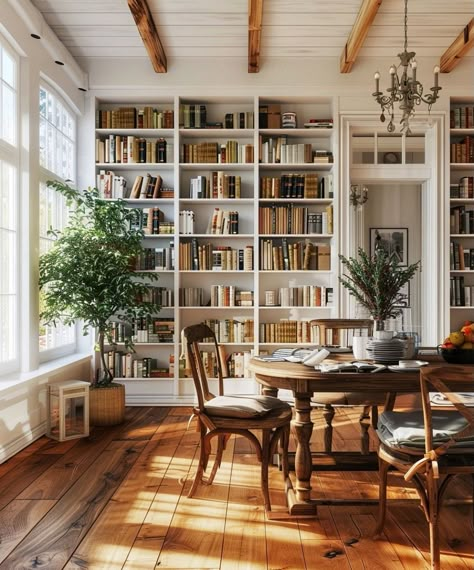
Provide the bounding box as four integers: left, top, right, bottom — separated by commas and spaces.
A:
317, 361, 387, 373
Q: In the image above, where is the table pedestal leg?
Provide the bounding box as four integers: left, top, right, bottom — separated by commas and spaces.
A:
286, 392, 318, 516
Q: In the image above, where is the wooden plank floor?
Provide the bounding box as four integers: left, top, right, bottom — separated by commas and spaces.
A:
0, 406, 472, 569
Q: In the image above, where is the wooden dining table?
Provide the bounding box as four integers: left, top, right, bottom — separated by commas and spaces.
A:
248, 356, 440, 516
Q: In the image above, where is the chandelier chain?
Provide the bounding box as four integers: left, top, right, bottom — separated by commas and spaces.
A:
404, 0, 408, 53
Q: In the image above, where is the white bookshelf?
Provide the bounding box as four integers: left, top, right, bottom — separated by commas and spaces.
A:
449, 97, 474, 328
93, 95, 338, 404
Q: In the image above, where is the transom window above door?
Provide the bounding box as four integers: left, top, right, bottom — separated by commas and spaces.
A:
351, 132, 425, 165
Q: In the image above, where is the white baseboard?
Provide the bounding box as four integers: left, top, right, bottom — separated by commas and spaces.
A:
0, 421, 47, 464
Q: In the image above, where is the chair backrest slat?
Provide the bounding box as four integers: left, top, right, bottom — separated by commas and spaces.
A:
183, 324, 225, 411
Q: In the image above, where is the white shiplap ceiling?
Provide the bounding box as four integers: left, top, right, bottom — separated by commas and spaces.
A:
30, 0, 474, 68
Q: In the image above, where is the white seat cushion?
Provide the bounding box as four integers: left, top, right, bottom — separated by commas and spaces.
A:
377, 410, 472, 449
204, 395, 291, 419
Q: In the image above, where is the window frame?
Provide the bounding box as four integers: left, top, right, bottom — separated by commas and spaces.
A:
0, 34, 20, 375
38, 80, 78, 363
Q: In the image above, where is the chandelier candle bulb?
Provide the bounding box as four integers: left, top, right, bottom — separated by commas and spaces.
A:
434, 65, 440, 88
374, 71, 380, 92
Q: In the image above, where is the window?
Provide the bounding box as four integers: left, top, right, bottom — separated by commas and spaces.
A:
39, 84, 76, 355
0, 37, 18, 373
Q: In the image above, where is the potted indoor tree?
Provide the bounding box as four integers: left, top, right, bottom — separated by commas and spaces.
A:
339, 247, 420, 334
39, 181, 161, 425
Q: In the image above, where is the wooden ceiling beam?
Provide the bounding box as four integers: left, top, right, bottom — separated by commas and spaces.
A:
249, 0, 263, 73
340, 0, 382, 73
127, 0, 167, 73
440, 18, 474, 73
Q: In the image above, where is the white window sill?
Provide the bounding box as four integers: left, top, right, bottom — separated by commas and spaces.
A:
0, 352, 92, 393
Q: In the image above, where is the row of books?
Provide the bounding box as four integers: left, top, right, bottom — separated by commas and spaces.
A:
450, 176, 473, 199
96, 171, 173, 200
450, 136, 474, 163
132, 317, 175, 343
179, 241, 254, 271
96, 170, 127, 199
210, 286, 254, 307
201, 318, 255, 343
180, 104, 207, 128
182, 349, 252, 378
128, 174, 172, 199
258, 203, 333, 235
259, 239, 330, 271
450, 206, 474, 234
106, 351, 173, 379
450, 276, 474, 307
133, 245, 175, 271
139, 287, 174, 307
96, 135, 170, 164
258, 320, 314, 344
260, 173, 333, 199
189, 173, 241, 199
97, 106, 174, 129
450, 106, 474, 129
179, 210, 195, 234
130, 208, 174, 235
450, 242, 474, 270
207, 208, 239, 234
224, 112, 254, 129
263, 286, 333, 307
180, 141, 254, 164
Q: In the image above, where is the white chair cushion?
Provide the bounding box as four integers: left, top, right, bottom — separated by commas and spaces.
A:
204, 395, 291, 419
377, 410, 472, 449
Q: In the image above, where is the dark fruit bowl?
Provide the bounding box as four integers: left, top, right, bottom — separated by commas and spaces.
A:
437, 345, 474, 364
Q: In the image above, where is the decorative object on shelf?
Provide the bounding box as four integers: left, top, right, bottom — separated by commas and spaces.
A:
349, 184, 368, 209
281, 112, 297, 128
339, 247, 420, 332
372, 0, 441, 134
383, 151, 401, 164
370, 227, 408, 266
39, 182, 162, 425
47, 380, 89, 441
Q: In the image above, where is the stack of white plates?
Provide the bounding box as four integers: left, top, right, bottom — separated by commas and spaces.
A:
366, 338, 406, 363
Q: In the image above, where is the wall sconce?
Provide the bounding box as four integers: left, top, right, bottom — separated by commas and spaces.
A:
350, 184, 368, 209
47, 380, 90, 441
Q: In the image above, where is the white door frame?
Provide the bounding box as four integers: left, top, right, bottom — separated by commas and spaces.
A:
339, 113, 447, 346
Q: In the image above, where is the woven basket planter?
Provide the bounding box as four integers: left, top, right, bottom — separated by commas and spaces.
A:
89, 383, 125, 426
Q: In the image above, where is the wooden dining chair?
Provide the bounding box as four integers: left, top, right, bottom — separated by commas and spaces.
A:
375, 365, 474, 570
183, 323, 292, 511
310, 318, 386, 454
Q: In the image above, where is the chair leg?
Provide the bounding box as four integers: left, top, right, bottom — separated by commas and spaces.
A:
281, 424, 290, 479
207, 434, 229, 485
359, 405, 371, 454
427, 472, 441, 570
471, 474, 474, 534
261, 429, 272, 511
188, 420, 208, 498
371, 404, 379, 429
322, 404, 335, 453
374, 456, 390, 537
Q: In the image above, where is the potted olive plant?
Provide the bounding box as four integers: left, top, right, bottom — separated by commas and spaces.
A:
39, 181, 161, 425
339, 247, 420, 333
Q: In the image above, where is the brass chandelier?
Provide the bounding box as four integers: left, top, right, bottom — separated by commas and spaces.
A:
372, 0, 441, 134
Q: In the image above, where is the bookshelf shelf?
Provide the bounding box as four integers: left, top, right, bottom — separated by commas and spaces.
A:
96, 162, 174, 170
94, 94, 337, 404
179, 128, 254, 139
96, 128, 174, 137
259, 163, 333, 171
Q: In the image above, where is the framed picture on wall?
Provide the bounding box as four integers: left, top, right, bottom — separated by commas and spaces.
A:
370, 227, 408, 265
394, 282, 410, 307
